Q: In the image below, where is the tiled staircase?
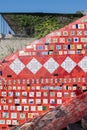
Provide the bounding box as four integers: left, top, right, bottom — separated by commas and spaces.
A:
11, 92, 87, 130
66, 116, 87, 130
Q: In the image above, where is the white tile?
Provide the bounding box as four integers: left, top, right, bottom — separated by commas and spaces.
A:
78, 56, 87, 72
9, 58, 25, 75
26, 58, 42, 74
44, 58, 59, 73
61, 57, 76, 73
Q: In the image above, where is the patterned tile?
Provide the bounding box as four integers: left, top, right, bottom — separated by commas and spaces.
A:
78, 56, 87, 72
9, 58, 25, 75
44, 58, 59, 73
61, 57, 76, 73
26, 58, 42, 74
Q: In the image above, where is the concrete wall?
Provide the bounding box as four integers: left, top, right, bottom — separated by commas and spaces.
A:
0, 37, 35, 60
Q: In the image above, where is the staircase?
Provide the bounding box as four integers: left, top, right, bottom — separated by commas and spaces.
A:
11, 92, 87, 130
67, 116, 87, 130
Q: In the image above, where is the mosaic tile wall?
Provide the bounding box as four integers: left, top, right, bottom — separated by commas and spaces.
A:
0, 15, 87, 129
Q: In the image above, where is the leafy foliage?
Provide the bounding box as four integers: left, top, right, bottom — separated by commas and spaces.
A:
3, 13, 83, 38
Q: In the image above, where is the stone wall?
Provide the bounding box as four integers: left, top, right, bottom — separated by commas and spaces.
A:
0, 37, 35, 60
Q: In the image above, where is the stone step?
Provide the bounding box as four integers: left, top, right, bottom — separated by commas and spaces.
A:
81, 116, 87, 130
67, 122, 84, 130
